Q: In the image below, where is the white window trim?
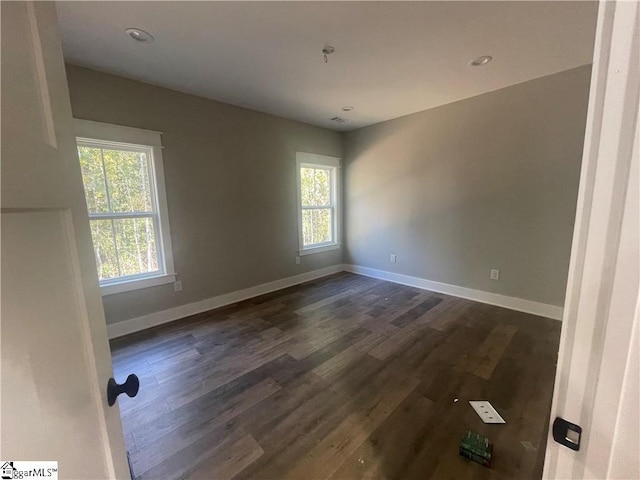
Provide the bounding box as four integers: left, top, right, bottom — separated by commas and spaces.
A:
296, 152, 341, 256
75, 119, 176, 296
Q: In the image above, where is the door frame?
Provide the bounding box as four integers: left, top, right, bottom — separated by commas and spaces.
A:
543, 0, 639, 478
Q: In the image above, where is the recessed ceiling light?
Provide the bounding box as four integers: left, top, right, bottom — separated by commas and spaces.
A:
125, 28, 154, 44
342, 106, 354, 112
470, 55, 493, 67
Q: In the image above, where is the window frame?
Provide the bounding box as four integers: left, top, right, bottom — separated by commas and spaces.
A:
295, 152, 341, 256
75, 119, 176, 296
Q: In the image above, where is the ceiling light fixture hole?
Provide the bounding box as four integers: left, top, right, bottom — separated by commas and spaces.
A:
126, 28, 155, 44
470, 55, 493, 66
323, 45, 335, 63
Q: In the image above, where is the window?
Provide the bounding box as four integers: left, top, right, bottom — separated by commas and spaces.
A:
296, 152, 341, 255
75, 119, 175, 295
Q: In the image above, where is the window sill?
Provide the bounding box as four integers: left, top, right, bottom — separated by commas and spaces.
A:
100, 273, 176, 296
298, 243, 341, 256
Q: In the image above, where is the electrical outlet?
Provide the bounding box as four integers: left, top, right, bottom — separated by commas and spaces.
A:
174, 280, 183, 292
469, 401, 506, 424
295, 256, 301, 265
390, 254, 397, 263
490, 269, 500, 280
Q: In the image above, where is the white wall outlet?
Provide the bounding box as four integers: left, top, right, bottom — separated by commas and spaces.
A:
174, 280, 183, 292
295, 256, 301, 265
390, 254, 397, 263
490, 269, 500, 280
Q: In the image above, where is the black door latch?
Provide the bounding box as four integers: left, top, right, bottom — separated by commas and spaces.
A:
552, 417, 582, 451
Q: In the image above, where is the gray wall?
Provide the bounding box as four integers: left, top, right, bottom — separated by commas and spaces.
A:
67, 63, 590, 323
343, 65, 591, 307
65, 65, 343, 325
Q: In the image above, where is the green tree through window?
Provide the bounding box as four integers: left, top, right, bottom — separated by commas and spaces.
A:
300, 167, 333, 246
78, 143, 160, 282
296, 152, 340, 254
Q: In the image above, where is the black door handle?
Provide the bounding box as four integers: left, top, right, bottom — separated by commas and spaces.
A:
107, 374, 140, 406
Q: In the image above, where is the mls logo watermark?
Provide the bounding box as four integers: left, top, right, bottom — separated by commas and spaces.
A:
1, 461, 58, 479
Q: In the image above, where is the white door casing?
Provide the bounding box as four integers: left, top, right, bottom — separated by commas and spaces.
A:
1, 2, 130, 478
543, 1, 639, 479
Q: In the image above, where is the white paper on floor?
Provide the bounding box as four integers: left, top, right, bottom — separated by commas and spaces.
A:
469, 400, 506, 424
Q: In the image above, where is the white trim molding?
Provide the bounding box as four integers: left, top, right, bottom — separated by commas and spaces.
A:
107, 264, 344, 339
108, 262, 564, 339
74, 119, 176, 296
75, 118, 163, 146
296, 152, 342, 256
100, 272, 176, 296
544, 1, 640, 477
344, 264, 564, 321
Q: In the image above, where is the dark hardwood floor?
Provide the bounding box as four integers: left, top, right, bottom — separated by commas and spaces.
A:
110, 272, 561, 480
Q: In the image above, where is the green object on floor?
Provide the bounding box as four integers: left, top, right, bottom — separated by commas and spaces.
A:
459, 430, 493, 467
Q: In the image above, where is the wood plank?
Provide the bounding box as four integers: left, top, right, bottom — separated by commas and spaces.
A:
136, 422, 250, 480
368, 298, 461, 360
465, 324, 517, 380
312, 332, 385, 380
185, 433, 264, 480
131, 377, 280, 476
283, 373, 419, 479
328, 391, 437, 480
110, 272, 561, 480
391, 296, 444, 328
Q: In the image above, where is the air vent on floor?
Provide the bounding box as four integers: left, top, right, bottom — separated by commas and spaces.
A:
330, 116, 348, 123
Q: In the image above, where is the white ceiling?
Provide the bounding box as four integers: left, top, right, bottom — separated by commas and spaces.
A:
56, 1, 598, 131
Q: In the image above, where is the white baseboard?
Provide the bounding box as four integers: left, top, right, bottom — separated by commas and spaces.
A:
107, 264, 345, 339
344, 264, 564, 321
108, 262, 563, 339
